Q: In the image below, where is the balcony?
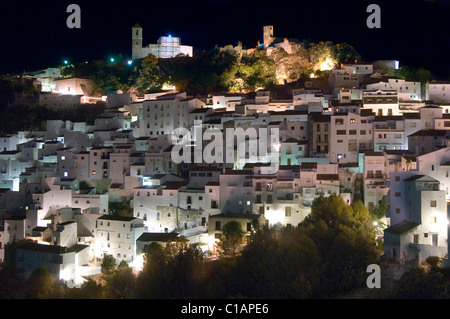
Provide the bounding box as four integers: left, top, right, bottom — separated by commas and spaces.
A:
277, 194, 294, 202
366, 172, 384, 179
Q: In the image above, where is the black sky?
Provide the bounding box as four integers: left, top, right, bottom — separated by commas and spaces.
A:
0, 0, 449, 79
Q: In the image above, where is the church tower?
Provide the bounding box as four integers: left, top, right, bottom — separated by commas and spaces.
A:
132, 23, 143, 59
263, 25, 274, 48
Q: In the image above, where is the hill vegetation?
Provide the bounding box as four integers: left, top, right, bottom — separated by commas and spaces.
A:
61, 41, 361, 96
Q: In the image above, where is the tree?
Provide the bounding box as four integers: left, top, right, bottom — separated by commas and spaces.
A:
103, 261, 136, 299
369, 197, 389, 220
238, 50, 277, 91
0, 265, 26, 299
64, 278, 105, 299
236, 226, 322, 298
24, 267, 64, 299
393, 267, 443, 299
333, 43, 361, 64
109, 200, 133, 217
298, 194, 380, 296
101, 254, 116, 275
135, 54, 163, 93
426, 256, 441, 271
215, 221, 246, 258
136, 239, 205, 298
396, 66, 432, 98
136, 242, 168, 298
163, 238, 205, 298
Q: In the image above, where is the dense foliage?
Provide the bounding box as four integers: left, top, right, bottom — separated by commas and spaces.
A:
59, 41, 363, 96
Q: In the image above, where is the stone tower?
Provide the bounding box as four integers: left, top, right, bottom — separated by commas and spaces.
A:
263, 25, 274, 48
132, 22, 143, 59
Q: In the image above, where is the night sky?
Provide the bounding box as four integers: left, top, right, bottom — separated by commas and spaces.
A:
1, 0, 449, 79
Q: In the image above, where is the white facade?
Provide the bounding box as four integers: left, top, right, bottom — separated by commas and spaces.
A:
139, 92, 205, 138
427, 81, 450, 104
211, 95, 243, 109
373, 116, 406, 151
366, 78, 422, 101
329, 111, 374, 164
94, 215, 147, 264
363, 152, 388, 208
386, 173, 447, 264
362, 90, 400, 116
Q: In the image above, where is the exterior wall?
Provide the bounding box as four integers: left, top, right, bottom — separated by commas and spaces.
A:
89, 147, 111, 180
53, 221, 78, 248
94, 217, 147, 264
72, 193, 108, 214
53, 78, 95, 96
414, 147, 450, 201
39, 93, 82, 110
387, 172, 448, 263
133, 186, 181, 232
10, 242, 88, 287
139, 95, 204, 138
329, 112, 374, 164
219, 172, 252, 214
366, 79, 421, 101
427, 82, 450, 104
0, 135, 19, 152
311, 120, 330, 157
373, 118, 406, 151
328, 70, 359, 91
211, 95, 243, 109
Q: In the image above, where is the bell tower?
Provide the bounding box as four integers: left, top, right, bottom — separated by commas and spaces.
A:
132, 22, 143, 59
263, 25, 274, 48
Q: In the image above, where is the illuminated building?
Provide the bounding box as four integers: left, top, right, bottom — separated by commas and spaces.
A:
94, 215, 147, 265
386, 173, 447, 264
426, 81, 450, 104
131, 23, 193, 60
5, 241, 90, 288
366, 76, 422, 101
